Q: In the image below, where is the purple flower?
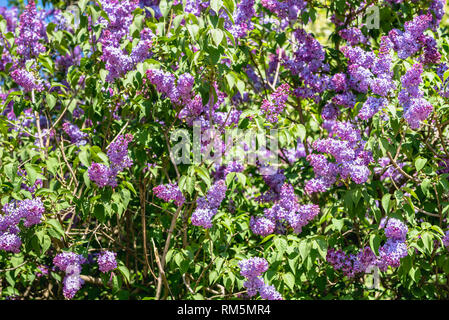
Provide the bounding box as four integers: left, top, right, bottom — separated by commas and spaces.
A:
238, 257, 269, 278
339, 27, 365, 46
107, 134, 133, 173
259, 284, 283, 300
260, 0, 306, 20
377, 239, 408, 271
250, 217, 275, 236
15, 1, 46, 59
53, 252, 87, 273
238, 257, 283, 300
10, 68, 44, 92
19, 198, 45, 227
177, 73, 195, 102
0, 7, 18, 32
358, 97, 386, 120
380, 218, 408, 241
191, 207, 215, 229
130, 28, 154, 64
0, 232, 22, 253
260, 83, 290, 123
62, 122, 88, 146
62, 274, 84, 299
442, 230, 449, 248
97, 250, 117, 273
153, 183, 185, 207
88, 163, 114, 188
403, 98, 433, 130
206, 180, 227, 209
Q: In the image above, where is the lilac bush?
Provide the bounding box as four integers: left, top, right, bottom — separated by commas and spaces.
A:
0, 0, 449, 301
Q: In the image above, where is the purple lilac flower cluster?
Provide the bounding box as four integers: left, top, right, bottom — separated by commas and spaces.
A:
184, 0, 209, 16
100, 28, 153, 82
388, 13, 440, 63
359, 97, 387, 121
327, 246, 377, 278
255, 169, 286, 203
139, 0, 162, 18
327, 218, 408, 275
0, 198, 45, 253
429, 0, 447, 28
88, 134, 133, 188
260, 83, 290, 123
191, 180, 227, 228
62, 122, 88, 146
260, 0, 306, 21
229, 0, 255, 38
339, 27, 367, 46
146, 70, 237, 134
238, 257, 282, 300
251, 183, 320, 236
377, 217, 408, 271
339, 37, 395, 102
283, 138, 307, 164
399, 63, 433, 129
98, 0, 139, 43
153, 183, 186, 207
97, 250, 117, 273
284, 29, 329, 103
305, 121, 372, 194
56, 46, 82, 72
10, 68, 44, 92
53, 252, 86, 299
0, 7, 18, 32
146, 69, 194, 106
211, 161, 244, 181
15, 1, 46, 60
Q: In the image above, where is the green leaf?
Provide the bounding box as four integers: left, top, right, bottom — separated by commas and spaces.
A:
1, 161, 14, 181
222, 0, 235, 14
444, 69, 449, 82
120, 189, 131, 210
236, 79, 245, 97
414, 158, 427, 172
41, 235, 51, 254
46, 93, 57, 110
225, 172, 236, 186
260, 234, 275, 244
117, 264, 130, 284
172, 14, 184, 32
187, 24, 199, 40
283, 272, 295, 290
295, 124, 306, 142
122, 181, 137, 196
159, 0, 170, 18
382, 194, 391, 213
46, 219, 65, 238
210, 28, 224, 46
421, 232, 433, 255
24, 163, 45, 186
78, 148, 90, 167
78, 0, 89, 12
194, 166, 211, 188
369, 234, 381, 256
274, 237, 287, 254
210, 0, 223, 13
421, 178, 431, 196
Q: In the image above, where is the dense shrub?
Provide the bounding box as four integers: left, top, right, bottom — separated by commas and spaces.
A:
1, 0, 449, 300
